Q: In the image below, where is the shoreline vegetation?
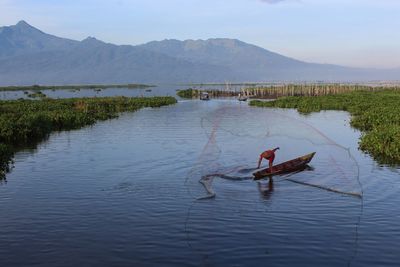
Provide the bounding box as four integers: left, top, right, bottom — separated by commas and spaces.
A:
250, 89, 400, 164
0, 96, 177, 180
0, 84, 154, 92
27, 91, 47, 99
182, 81, 400, 87
177, 84, 400, 99
177, 88, 238, 98
243, 84, 398, 98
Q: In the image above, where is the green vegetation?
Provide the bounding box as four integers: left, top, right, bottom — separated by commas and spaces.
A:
250, 89, 400, 164
0, 84, 154, 92
177, 84, 395, 100
177, 88, 237, 99
0, 96, 177, 179
244, 84, 398, 98
27, 91, 47, 99
177, 88, 197, 98
182, 82, 266, 86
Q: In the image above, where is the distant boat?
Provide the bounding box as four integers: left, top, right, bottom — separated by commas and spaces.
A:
145, 89, 152, 92
200, 92, 210, 100
238, 93, 248, 101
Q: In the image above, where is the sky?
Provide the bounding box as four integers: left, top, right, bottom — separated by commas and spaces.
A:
1, 0, 400, 69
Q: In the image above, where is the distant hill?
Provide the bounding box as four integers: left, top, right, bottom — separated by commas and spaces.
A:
0, 20, 78, 60
0, 21, 398, 85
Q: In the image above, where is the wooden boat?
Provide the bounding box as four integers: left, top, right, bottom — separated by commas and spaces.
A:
238, 93, 248, 101
253, 152, 316, 180
200, 92, 210, 101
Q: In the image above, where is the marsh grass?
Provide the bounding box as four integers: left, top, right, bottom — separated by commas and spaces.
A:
243, 84, 399, 98
176, 88, 237, 98
177, 84, 398, 99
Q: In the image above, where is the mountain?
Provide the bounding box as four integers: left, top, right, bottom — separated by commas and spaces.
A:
140, 38, 308, 81
141, 38, 306, 68
140, 39, 399, 82
0, 21, 398, 85
0, 20, 78, 60
0, 34, 230, 84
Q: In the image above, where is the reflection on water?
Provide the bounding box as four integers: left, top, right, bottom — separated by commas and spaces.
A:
0, 100, 399, 267
257, 179, 274, 200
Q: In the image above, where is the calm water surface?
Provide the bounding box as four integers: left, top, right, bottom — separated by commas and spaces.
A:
0, 84, 246, 100
0, 85, 179, 100
0, 99, 399, 267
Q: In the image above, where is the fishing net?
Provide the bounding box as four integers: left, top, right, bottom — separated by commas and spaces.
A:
185, 102, 362, 200
183, 100, 364, 264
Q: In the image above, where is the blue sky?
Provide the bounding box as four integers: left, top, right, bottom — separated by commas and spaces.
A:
1, 0, 400, 68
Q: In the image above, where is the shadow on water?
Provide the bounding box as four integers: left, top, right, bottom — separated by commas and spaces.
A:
0, 136, 50, 183
237, 167, 259, 174
198, 164, 315, 201
185, 165, 316, 261
186, 162, 364, 266
257, 178, 274, 200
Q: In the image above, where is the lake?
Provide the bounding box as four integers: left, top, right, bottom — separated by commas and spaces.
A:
0, 99, 399, 266
0, 84, 248, 100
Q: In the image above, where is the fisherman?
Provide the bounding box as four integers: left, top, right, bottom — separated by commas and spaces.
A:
257, 147, 279, 170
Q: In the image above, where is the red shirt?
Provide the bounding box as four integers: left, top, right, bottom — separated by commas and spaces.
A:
260, 150, 275, 159
260, 150, 275, 162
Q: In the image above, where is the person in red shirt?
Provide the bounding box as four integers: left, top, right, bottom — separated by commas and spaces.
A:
257, 147, 279, 170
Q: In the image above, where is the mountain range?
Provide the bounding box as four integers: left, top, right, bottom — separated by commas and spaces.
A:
0, 20, 398, 85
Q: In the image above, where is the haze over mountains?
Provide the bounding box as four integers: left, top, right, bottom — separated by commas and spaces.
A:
0, 21, 398, 85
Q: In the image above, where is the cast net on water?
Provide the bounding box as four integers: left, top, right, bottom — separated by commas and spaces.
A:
183, 101, 364, 264
184, 102, 363, 200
